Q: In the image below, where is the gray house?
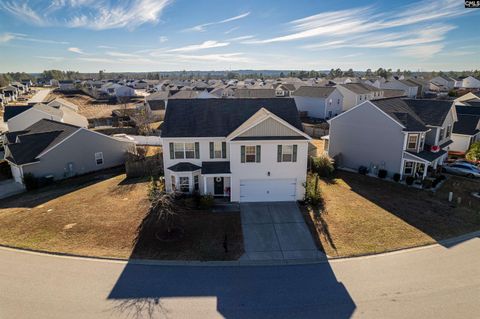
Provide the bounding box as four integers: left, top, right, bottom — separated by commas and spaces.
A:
327, 98, 457, 180
3, 119, 134, 185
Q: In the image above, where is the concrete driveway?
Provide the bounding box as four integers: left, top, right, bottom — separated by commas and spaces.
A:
0, 179, 25, 199
240, 202, 325, 261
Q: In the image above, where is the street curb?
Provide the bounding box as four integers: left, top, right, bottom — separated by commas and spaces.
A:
1, 230, 479, 266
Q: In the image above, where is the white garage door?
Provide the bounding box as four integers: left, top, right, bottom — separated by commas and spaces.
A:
240, 179, 296, 202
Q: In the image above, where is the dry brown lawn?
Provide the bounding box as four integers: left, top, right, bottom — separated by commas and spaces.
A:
304, 171, 480, 257
308, 139, 325, 157
0, 171, 243, 260
47, 91, 137, 119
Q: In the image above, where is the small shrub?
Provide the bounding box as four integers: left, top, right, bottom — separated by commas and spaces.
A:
378, 169, 387, 179
22, 173, 38, 191
147, 176, 161, 202
199, 195, 215, 210
422, 179, 433, 189
405, 176, 414, 186
393, 173, 401, 182
311, 156, 334, 177
303, 173, 323, 207
358, 166, 368, 175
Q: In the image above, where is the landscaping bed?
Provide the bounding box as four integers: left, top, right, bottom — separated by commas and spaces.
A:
0, 172, 243, 260
303, 171, 480, 257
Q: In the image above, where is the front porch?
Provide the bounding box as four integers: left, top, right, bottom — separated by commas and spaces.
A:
167, 161, 232, 199
402, 150, 448, 187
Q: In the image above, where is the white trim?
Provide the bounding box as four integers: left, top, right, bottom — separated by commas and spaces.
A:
35, 128, 81, 159
328, 100, 407, 129
6, 106, 58, 123
403, 151, 431, 164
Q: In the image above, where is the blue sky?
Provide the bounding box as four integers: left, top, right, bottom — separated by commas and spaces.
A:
0, 0, 479, 72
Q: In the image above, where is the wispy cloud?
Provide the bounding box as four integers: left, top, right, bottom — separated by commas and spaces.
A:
34, 56, 65, 61
184, 12, 250, 32
0, 0, 172, 30
97, 45, 116, 49
224, 27, 239, 34
68, 47, 87, 55
167, 40, 229, 52
0, 33, 16, 43
105, 51, 138, 57
175, 52, 250, 63
228, 35, 255, 42
0, 32, 68, 45
244, 0, 466, 59
159, 36, 168, 43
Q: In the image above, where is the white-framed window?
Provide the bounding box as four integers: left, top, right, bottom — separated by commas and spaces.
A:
171, 176, 176, 191
419, 134, 425, 150
173, 142, 196, 159
282, 145, 294, 162
213, 142, 223, 158
446, 124, 452, 138
179, 177, 189, 193
245, 146, 257, 163
407, 134, 418, 150
194, 175, 199, 191
404, 161, 414, 175
184, 143, 195, 159
439, 127, 445, 141
95, 152, 104, 165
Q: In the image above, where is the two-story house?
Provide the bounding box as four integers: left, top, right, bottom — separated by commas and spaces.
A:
380, 80, 419, 98
430, 75, 455, 92
336, 83, 384, 111
161, 98, 311, 202
327, 98, 457, 180
292, 86, 344, 119
450, 103, 480, 154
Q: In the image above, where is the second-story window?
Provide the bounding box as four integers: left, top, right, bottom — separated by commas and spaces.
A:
407, 134, 418, 150
241, 145, 261, 163
439, 127, 445, 141
170, 142, 199, 159
210, 141, 226, 159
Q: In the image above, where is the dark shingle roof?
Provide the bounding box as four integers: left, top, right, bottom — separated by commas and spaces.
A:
201, 161, 231, 174
167, 162, 201, 172
3, 105, 32, 122
406, 149, 447, 163
371, 99, 427, 131
5, 119, 80, 165
147, 100, 165, 111
292, 86, 336, 98
453, 114, 480, 135
456, 104, 480, 116
161, 98, 303, 138
405, 100, 454, 127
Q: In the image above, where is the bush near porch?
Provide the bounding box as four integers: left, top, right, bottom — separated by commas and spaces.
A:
302, 171, 480, 257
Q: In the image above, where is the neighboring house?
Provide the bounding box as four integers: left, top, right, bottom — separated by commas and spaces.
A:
58, 80, 76, 91
328, 98, 457, 180
274, 84, 296, 97
450, 104, 480, 154
161, 98, 311, 202
381, 79, 418, 98
336, 83, 384, 111
47, 98, 79, 112
292, 86, 344, 119
3, 119, 134, 185
100, 83, 136, 98
233, 89, 277, 98
462, 76, 480, 89
169, 90, 200, 99
1, 86, 18, 102
6, 103, 88, 132
430, 76, 455, 91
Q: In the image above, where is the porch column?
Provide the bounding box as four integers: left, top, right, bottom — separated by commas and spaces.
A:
422, 163, 428, 179
203, 176, 207, 195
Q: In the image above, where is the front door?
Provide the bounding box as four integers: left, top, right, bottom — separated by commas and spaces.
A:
214, 177, 224, 196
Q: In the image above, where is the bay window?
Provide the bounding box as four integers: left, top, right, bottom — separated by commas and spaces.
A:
179, 177, 189, 192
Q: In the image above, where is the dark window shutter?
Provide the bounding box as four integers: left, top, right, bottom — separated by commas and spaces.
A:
293, 145, 298, 162
277, 145, 282, 162
195, 142, 200, 159
169, 142, 174, 159
256, 145, 261, 163
222, 142, 227, 159
209, 142, 214, 159
241, 146, 245, 163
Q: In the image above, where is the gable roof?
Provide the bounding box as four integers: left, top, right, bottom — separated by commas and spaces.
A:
292, 86, 337, 98
339, 83, 380, 94
452, 114, 480, 135
5, 119, 80, 165
161, 98, 303, 138
405, 99, 454, 127
371, 99, 427, 131
3, 105, 32, 122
